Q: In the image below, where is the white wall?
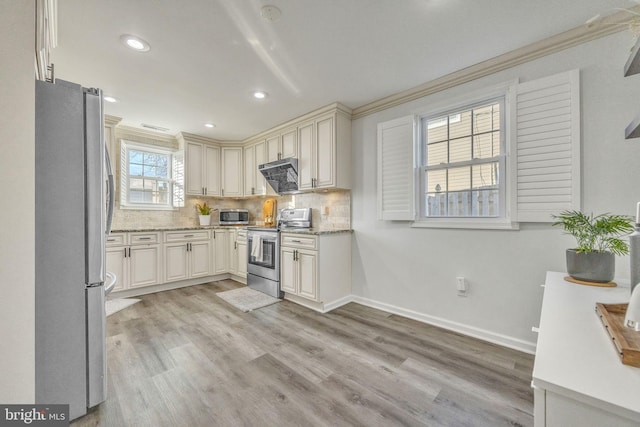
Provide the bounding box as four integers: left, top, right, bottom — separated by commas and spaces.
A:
351, 32, 640, 352
0, 2, 35, 401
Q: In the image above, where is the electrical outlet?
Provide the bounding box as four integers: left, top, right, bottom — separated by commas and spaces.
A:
456, 276, 467, 297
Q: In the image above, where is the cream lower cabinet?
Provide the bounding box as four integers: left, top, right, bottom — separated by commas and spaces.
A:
106, 232, 161, 291
280, 232, 350, 311
281, 246, 317, 300
164, 230, 211, 282
228, 229, 238, 275
212, 229, 229, 275
227, 228, 247, 279
236, 230, 247, 279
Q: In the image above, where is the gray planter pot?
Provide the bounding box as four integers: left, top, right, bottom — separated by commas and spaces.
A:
566, 249, 615, 283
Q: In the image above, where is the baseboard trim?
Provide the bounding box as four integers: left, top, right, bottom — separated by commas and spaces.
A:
109, 273, 234, 299
322, 295, 354, 312
349, 295, 537, 355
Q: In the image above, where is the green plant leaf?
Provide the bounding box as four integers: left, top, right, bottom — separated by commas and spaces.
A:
552, 210, 633, 254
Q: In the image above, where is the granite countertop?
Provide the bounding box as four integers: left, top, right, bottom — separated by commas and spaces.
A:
111, 226, 352, 235
110, 225, 248, 233
279, 228, 353, 235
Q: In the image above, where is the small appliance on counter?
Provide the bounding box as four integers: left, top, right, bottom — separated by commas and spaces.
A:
219, 208, 249, 225
278, 207, 312, 229
263, 198, 276, 227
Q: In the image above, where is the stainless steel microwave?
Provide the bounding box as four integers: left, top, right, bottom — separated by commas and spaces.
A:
219, 209, 249, 225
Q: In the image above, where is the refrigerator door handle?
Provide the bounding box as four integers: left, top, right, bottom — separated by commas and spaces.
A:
105, 147, 115, 236
105, 271, 117, 295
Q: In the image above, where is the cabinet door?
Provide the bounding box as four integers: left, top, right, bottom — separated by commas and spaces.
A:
106, 246, 127, 291
129, 245, 161, 288
315, 114, 335, 188
237, 242, 247, 278
228, 230, 238, 274
186, 142, 204, 196
190, 241, 212, 278
254, 140, 267, 195
281, 127, 297, 159
222, 147, 243, 197
164, 243, 188, 283
213, 230, 228, 274
280, 247, 297, 294
244, 144, 255, 196
266, 135, 280, 162
298, 250, 318, 301
204, 145, 221, 196
297, 121, 315, 190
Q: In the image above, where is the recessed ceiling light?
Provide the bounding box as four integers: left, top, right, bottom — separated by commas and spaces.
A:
103, 96, 118, 103
253, 91, 267, 99
120, 34, 150, 52
205, 123, 215, 128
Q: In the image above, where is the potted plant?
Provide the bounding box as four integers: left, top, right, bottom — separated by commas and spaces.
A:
196, 202, 212, 226
552, 210, 633, 283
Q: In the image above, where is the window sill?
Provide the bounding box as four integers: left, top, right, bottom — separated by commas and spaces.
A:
411, 219, 520, 231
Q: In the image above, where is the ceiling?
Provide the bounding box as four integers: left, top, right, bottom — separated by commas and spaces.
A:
52, 0, 627, 141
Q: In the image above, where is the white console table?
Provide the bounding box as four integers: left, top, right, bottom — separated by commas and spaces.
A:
532, 272, 640, 426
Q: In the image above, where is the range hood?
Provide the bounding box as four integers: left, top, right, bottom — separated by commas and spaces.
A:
259, 157, 299, 194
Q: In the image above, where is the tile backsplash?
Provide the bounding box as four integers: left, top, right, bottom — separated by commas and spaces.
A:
111, 190, 351, 231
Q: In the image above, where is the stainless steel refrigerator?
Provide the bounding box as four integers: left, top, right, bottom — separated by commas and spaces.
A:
35, 79, 115, 420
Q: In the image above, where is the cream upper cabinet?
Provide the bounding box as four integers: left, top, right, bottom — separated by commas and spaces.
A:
204, 145, 221, 196
297, 109, 351, 191
186, 141, 220, 197
244, 141, 267, 196
297, 121, 315, 190
266, 134, 280, 162
315, 114, 335, 188
266, 127, 297, 162
221, 147, 243, 197
280, 127, 298, 159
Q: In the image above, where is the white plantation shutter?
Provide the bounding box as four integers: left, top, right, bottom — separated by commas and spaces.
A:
515, 69, 580, 222
377, 115, 416, 220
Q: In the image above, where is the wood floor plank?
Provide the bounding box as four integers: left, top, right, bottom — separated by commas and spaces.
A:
72, 280, 534, 426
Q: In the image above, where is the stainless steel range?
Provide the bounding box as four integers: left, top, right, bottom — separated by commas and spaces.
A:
246, 208, 312, 298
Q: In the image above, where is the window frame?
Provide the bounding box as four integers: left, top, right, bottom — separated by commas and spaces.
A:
120, 140, 177, 211
412, 81, 519, 230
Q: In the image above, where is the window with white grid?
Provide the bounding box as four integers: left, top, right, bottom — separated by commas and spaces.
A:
120, 140, 183, 210
420, 98, 505, 220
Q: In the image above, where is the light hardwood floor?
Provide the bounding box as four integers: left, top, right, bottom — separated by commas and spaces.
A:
73, 280, 534, 426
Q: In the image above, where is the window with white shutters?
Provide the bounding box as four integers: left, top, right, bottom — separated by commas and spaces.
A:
515, 69, 580, 222
376, 69, 580, 228
377, 116, 416, 220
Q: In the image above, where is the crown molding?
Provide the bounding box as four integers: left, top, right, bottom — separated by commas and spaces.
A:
243, 102, 352, 144
104, 114, 122, 127
115, 124, 178, 145
351, 8, 636, 120
177, 131, 227, 145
